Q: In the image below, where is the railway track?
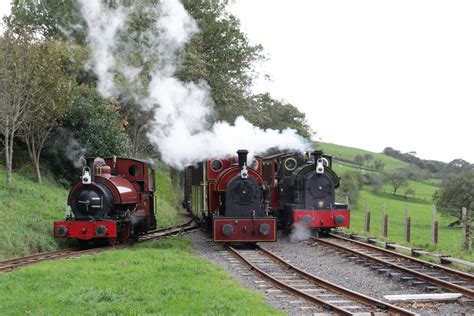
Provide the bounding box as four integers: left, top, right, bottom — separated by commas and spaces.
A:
0, 220, 198, 273
312, 234, 474, 300
227, 244, 416, 315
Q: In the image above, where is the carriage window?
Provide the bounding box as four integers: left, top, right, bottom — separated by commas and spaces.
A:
129, 165, 140, 177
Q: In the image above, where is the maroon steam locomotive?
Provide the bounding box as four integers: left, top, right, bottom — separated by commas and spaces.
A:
262, 150, 350, 235
183, 150, 276, 243
54, 157, 157, 246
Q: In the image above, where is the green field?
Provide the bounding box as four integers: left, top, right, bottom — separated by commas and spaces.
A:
0, 237, 282, 315
316, 142, 472, 261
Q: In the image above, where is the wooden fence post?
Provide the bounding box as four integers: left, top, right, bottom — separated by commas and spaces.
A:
383, 215, 388, 238
381, 202, 386, 234
404, 202, 408, 227
365, 211, 371, 233
432, 204, 437, 244
462, 207, 470, 251
405, 217, 411, 242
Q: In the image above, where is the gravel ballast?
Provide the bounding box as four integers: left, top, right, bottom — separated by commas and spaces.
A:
185, 230, 472, 315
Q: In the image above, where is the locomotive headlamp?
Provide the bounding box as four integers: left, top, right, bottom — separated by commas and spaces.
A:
222, 224, 234, 236
335, 215, 345, 225
316, 158, 325, 174
56, 225, 68, 237
81, 167, 92, 184
95, 225, 107, 237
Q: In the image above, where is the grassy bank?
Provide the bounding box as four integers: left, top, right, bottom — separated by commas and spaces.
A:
0, 168, 68, 260
0, 237, 282, 315
0, 161, 184, 259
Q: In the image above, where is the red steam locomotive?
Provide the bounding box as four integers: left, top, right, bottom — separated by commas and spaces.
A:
54, 157, 157, 246
262, 150, 350, 235
183, 150, 276, 243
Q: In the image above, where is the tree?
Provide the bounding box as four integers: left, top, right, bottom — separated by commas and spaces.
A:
64, 85, 129, 158
364, 153, 373, 165
433, 170, 474, 225
354, 154, 364, 168
374, 159, 385, 171
246, 93, 312, 138
338, 171, 364, 205
0, 27, 41, 186
19, 40, 74, 183
403, 187, 416, 198
385, 170, 409, 195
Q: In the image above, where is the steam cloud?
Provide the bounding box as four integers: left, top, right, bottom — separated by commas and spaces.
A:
289, 223, 311, 242
78, 0, 310, 168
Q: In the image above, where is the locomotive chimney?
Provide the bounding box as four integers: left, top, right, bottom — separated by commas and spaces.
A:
237, 149, 249, 170
311, 150, 323, 161
85, 157, 95, 182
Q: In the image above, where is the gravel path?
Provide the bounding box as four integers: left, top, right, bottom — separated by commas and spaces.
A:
185, 230, 473, 315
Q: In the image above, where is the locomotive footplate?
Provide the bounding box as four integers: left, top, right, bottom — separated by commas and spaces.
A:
213, 217, 277, 242
54, 221, 117, 240
292, 209, 350, 228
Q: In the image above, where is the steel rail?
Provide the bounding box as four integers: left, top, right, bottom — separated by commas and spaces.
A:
258, 245, 417, 315
329, 233, 474, 281
313, 236, 474, 299
227, 245, 416, 316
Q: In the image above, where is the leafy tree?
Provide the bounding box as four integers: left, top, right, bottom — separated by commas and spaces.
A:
385, 170, 409, 195
18, 40, 74, 183
0, 27, 42, 186
374, 159, 385, 171
64, 85, 128, 158
362, 173, 384, 193
403, 187, 416, 198
354, 154, 364, 168
246, 93, 311, 138
440, 158, 473, 181
338, 171, 363, 206
433, 170, 474, 225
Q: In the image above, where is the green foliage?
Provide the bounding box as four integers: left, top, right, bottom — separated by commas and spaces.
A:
338, 170, 363, 206
64, 85, 128, 158
246, 93, 312, 138
354, 154, 364, 167
7, 0, 86, 42
0, 237, 283, 315
434, 170, 474, 222
384, 170, 409, 195
155, 161, 184, 228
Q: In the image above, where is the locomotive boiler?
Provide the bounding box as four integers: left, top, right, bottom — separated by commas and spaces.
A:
263, 150, 349, 234
183, 150, 276, 243
54, 157, 157, 246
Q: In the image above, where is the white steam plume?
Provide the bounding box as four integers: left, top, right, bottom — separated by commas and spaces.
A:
78, 0, 130, 97
78, 0, 310, 168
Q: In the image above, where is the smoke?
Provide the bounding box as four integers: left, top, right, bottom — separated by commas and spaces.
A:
289, 223, 311, 242
49, 128, 86, 168
78, 0, 310, 168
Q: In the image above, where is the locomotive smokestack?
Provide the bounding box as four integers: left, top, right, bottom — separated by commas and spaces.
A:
85, 157, 95, 182
312, 150, 323, 161
237, 149, 249, 170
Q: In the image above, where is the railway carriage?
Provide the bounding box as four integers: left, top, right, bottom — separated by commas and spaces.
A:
262, 150, 350, 234
183, 150, 277, 243
54, 157, 157, 246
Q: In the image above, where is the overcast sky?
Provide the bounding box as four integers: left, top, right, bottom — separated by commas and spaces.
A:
1, 1, 473, 163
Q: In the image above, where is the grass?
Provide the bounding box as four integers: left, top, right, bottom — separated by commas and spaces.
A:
345, 190, 473, 262
0, 167, 68, 260
155, 161, 185, 228
0, 237, 283, 315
